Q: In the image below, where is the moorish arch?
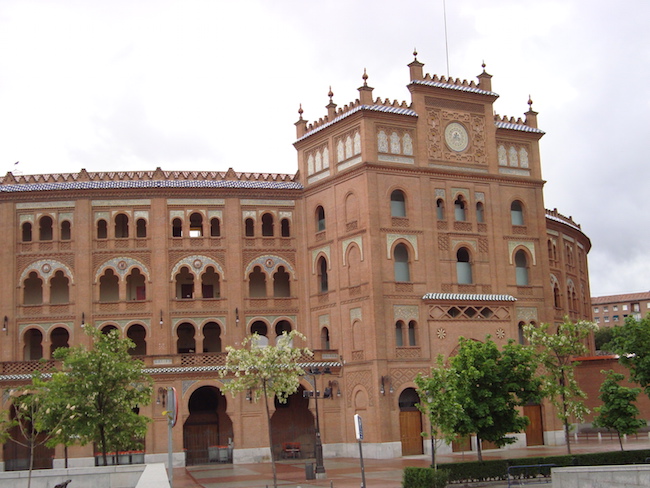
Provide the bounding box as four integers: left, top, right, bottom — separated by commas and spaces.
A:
170, 255, 225, 281
95, 256, 150, 281
19, 259, 75, 286
243, 255, 296, 279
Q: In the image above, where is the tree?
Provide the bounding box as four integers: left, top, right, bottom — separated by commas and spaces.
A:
606, 315, 650, 398
416, 337, 541, 462
524, 318, 598, 455
414, 355, 462, 469
220, 331, 312, 488
51, 326, 153, 466
593, 370, 647, 451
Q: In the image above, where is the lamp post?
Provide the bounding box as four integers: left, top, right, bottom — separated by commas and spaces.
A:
303, 367, 337, 479
157, 387, 177, 487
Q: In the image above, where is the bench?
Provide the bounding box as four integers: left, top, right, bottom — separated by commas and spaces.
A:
282, 442, 301, 459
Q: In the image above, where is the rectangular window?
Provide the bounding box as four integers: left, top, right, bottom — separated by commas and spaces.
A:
604, 306, 609, 312
613, 315, 619, 321
633, 303, 640, 312
623, 304, 628, 311
613, 305, 618, 311
604, 316, 610, 322
594, 307, 599, 313
595, 317, 600, 323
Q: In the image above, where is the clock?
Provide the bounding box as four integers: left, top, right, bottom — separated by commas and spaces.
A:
444, 122, 469, 152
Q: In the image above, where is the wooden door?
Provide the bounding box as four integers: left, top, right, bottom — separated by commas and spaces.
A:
524, 404, 544, 446
399, 410, 423, 455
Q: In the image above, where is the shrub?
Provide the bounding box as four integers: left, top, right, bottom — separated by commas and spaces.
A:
403, 467, 449, 488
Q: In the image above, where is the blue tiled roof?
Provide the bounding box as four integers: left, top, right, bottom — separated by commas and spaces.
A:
0, 179, 303, 193
410, 79, 499, 97
495, 121, 545, 134
422, 293, 516, 301
296, 104, 418, 142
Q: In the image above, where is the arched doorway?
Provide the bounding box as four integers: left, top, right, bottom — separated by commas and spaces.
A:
183, 386, 233, 465
270, 386, 314, 460
398, 387, 423, 455
3, 405, 54, 471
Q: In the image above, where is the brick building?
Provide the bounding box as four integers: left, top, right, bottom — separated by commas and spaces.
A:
592, 291, 650, 327
0, 55, 592, 470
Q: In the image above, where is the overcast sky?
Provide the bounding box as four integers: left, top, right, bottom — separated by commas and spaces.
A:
0, 0, 647, 297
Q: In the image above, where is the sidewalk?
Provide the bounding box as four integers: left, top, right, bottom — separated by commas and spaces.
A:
173, 436, 650, 488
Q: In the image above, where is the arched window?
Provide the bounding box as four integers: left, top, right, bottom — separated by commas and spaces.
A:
136, 218, 147, 238
176, 323, 196, 353
245, 218, 254, 237
394, 243, 410, 282
273, 266, 290, 297
249, 266, 267, 297
316, 206, 326, 232
101, 324, 118, 335
518, 321, 526, 344
189, 213, 203, 237
408, 320, 417, 346
395, 320, 404, 347
97, 219, 108, 239
99, 269, 119, 302
23, 271, 43, 305
275, 320, 292, 342
126, 268, 146, 300
24, 329, 43, 360
115, 214, 129, 238
201, 267, 220, 298
476, 202, 485, 223
281, 218, 290, 237
50, 270, 69, 304
60, 221, 71, 241
172, 218, 183, 237
210, 218, 221, 237
39, 216, 53, 241
250, 321, 269, 347
50, 327, 69, 356
454, 196, 466, 221
321, 327, 330, 349
317, 257, 328, 293
510, 201, 524, 226
127, 324, 147, 355
261, 213, 274, 236
436, 199, 445, 220
175, 266, 194, 299
456, 247, 473, 284
547, 240, 554, 262
203, 322, 222, 353
390, 190, 406, 218
515, 250, 529, 286
22, 222, 32, 242
553, 281, 561, 308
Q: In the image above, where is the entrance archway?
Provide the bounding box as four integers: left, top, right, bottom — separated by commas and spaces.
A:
183, 386, 233, 465
398, 387, 423, 455
270, 386, 315, 460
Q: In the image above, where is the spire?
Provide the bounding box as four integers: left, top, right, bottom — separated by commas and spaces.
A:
295, 104, 308, 138
477, 60, 492, 91
525, 95, 538, 128
326, 86, 337, 119
358, 68, 374, 104
408, 48, 424, 81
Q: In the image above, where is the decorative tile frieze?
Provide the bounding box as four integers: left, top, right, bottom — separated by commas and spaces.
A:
342, 236, 363, 265
386, 234, 418, 260
508, 241, 536, 265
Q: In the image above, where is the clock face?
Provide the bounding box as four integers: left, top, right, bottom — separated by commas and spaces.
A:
444, 122, 469, 152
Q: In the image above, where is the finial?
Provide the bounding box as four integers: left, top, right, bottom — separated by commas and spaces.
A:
298, 103, 303, 120
413, 48, 418, 60
527, 95, 533, 110
481, 60, 486, 72
328, 86, 334, 102
362, 68, 368, 87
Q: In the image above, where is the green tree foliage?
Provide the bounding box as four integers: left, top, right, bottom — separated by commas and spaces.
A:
607, 315, 650, 397
594, 326, 616, 352
51, 326, 153, 466
416, 337, 541, 462
220, 331, 312, 488
524, 318, 598, 455
593, 369, 647, 451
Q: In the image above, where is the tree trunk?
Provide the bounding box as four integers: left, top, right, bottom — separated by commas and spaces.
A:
263, 381, 278, 488
618, 432, 624, 451
100, 424, 108, 466
476, 435, 483, 462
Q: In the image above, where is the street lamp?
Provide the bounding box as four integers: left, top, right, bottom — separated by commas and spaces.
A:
303, 367, 337, 479
157, 387, 177, 487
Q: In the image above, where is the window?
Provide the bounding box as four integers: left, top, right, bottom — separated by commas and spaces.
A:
510, 200, 524, 226
136, 218, 147, 238
176, 323, 196, 353
210, 218, 221, 237
172, 218, 183, 237
390, 190, 406, 217
250, 321, 269, 347
515, 250, 529, 286
456, 247, 473, 284
201, 267, 220, 298
518, 322, 526, 344
281, 218, 290, 237
476, 202, 484, 223
97, 219, 108, 239
23, 271, 43, 305
189, 213, 203, 237
22, 222, 32, 242
613, 305, 618, 311
245, 218, 254, 237
262, 213, 274, 236
39, 216, 53, 241
321, 327, 331, 349
50, 270, 69, 304
127, 324, 147, 355
408, 320, 417, 346
604, 316, 610, 323
249, 266, 267, 297
115, 214, 129, 238
613, 315, 619, 321
553, 282, 561, 308
454, 196, 466, 221
60, 221, 71, 241
436, 199, 445, 220
604, 306, 608, 312
595, 317, 600, 323
273, 266, 290, 297
622, 304, 628, 311
633, 303, 640, 312
203, 322, 222, 353
126, 268, 146, 300
316, 206, 326, 232
395, 321, 404, 347
50, 327, 69, 356
275, 320, 292, 343
99, 269, 119, 302
175, 266, 194, 299
393, 243, 410, 282
594, 307, 599, 313
318, 257, 328, 293
24, 328, 43, 360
